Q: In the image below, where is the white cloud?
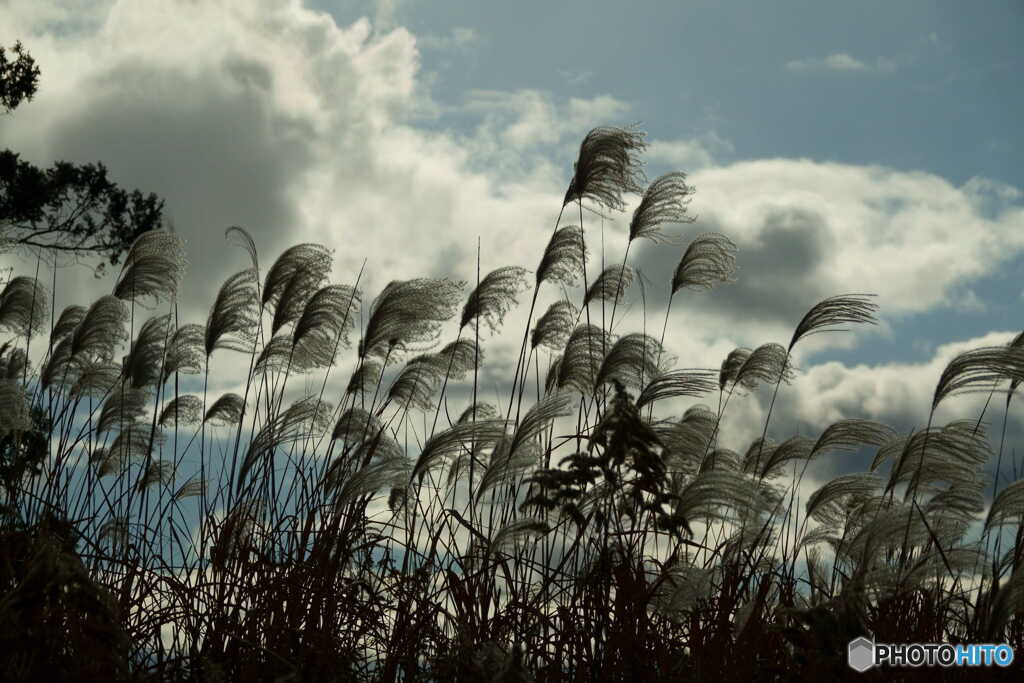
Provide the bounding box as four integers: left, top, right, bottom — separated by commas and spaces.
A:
786, 52, 897, 74
646, 132, 733, 172
3, 0, 1024, 465
557, 69, 593, 86
418, 26, 479, 51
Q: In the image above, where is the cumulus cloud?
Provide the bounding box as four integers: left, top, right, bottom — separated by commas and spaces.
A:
645, 132, 733, 172
629, 160, 1024, 358
3, 0, 1024, 471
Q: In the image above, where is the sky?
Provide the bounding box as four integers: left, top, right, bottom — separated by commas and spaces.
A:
2, 0, 1024, 493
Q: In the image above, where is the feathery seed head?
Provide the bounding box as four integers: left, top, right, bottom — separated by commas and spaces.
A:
672, 232, 738, 294
361, 278, 465, 361
0, 275, 50, 337
114, 231, 186, 303
536, 225, 587, 288
563, 126, 646, 210
461, 265, 530, 332
628, 172, 695, 244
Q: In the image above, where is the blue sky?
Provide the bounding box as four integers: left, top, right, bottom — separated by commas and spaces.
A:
2, 0, 1024, 490
371, 0, 1021, 186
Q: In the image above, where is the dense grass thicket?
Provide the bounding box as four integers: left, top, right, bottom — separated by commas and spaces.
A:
1, 126, 1023, 681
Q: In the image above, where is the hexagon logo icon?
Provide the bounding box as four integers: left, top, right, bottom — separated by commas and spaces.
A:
848, 637, 875, 673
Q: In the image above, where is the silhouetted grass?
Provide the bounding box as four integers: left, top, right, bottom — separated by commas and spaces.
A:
1, 126, 1022, 681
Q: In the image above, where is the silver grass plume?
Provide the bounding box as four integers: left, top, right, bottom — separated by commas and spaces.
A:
748, 434, 814, 480
346, 361, 382, 396
741, 437, 778, 479
563, 126, 646, 211
925, 478, 984, 523
51, 305, 86, 344
457, 402, 498, 424
113, 231, 186, 302
253, 336, 297, 375
805, 473, 882, 525
326, 448, 411, 511
70, 295, 129, 361
975, 569, 1024, 642
411, 418, 507, 481
97, 387, 150, 434
650, 563, 713, 620
0, 379, 31, 436
0, 344, 26, 379
531, 299, 576, 350
719, 347, 751, 390
159, 394, 203, 426
292, 284, 360, 368
137, 458, 175, 492
361, 278, 465, 361
672, 233, 738, 294
158, 393, 202, 423
477, 435, 540, 503
732, 343, 794, 390
96, 429, 162, 477
595, 332, 668, 391
637, 369, 717, 409
932, 345, 1024, 411
788, 293, 878, 352
122, 314, 170, 389
98, 517, 130, 549
1006, 330, 1024, 399
332, 407, 381, 446
544, 355, 563, 395
40, 338, 74, 389
435, 338, 481, 380
810, 418, 897, 458
349, 429, 405, 466
884, 420, 992, 493
556, 324, 610, 393
261, 243, 331, 312
984, 479, 1024, 531
387, 354, 446, 411
69, 359, 121, 398
0, 275, 50, 337
204, 393, 244, 425
172, 475, 206, 502
584, 264, 633, 306
162, 323, 204, 382
271, 263, 330, 335
237, 395, 334, 492
225, 225, 259, 273
672, 470, 772, 526
798, 526, 840, 552
842, 502, 922, 565
460, 266, 530, 333
698, 447, 741, 474
205, 269, 259, 356
657, 404, 718, 475
628, 172, 694, 244
536, 225, 587, 288
477, 392, 575, 501
211, 499, 264, 572
486, 518, 550, 558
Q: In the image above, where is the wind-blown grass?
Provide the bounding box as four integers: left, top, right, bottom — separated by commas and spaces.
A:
1, 126, 1022, 683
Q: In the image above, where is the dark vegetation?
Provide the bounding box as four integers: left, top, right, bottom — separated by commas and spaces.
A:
1, 42, 165, 276
2, 43, 1023, 683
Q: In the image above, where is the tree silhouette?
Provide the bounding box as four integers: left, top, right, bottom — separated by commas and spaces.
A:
0, 42, 164, 276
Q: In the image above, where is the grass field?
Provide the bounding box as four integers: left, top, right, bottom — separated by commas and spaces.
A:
1, 126, 1022, 681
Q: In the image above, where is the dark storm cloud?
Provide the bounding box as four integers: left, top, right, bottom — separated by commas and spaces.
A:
632, 206, 834, 332
44, 63, 314, 316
